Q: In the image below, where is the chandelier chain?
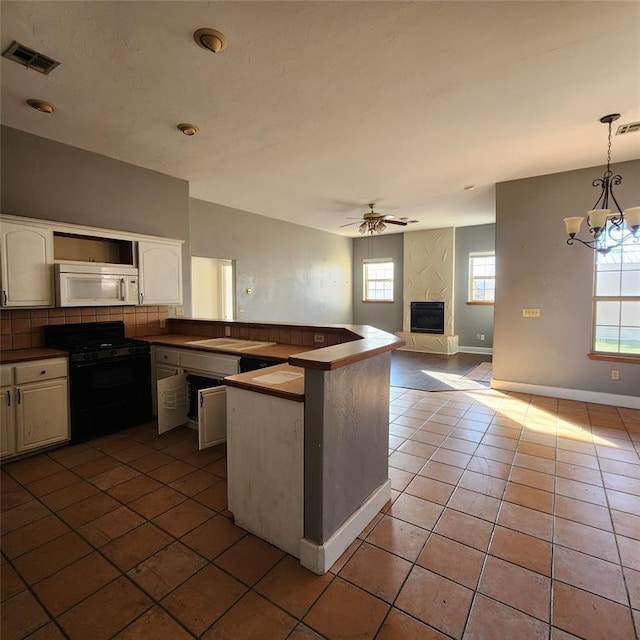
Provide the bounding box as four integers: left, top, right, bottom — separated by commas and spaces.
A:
606, 120, 612, 174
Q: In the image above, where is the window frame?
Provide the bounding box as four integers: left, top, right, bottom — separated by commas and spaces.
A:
468, 251, 496, 305
592, 242, 640, 357
362, 258, 395, 303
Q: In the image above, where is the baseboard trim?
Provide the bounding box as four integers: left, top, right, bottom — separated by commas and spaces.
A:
299, 479, 391, 575
491, 379, 640, 409
458, 346, 493, 355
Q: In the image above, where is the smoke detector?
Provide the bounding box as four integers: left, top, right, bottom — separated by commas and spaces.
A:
193, 28, 228, 54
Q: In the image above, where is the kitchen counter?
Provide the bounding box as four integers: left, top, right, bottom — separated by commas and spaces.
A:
225, 364, 304, 402
143, 334, 311, 361
0, 347, 69, 363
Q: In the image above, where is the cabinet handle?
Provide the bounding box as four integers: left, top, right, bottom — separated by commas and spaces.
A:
120, 278, 126, 300
40, 370, 46, 375
140, 292, 144, 303
6, 390, 10, 407
16, 388, 21, 404
2, 290, 6, 306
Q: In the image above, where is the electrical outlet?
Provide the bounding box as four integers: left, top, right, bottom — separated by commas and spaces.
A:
159, 319, 166, 329
480, 334, 485, 341
225, 326, 231, 337
314, 333, 325, 343
175, 306, 184, 317
611, 370, 620, 380
522, 308, 541, 318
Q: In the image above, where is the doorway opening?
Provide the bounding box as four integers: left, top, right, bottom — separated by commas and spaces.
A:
191, 257, 235, 320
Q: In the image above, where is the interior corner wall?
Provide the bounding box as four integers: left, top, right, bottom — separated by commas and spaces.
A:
189, 198, 353, 324
352, 234, 404, 333
0, 125, 192, 312
494, 160, 640, 398
454, 224, 496, 348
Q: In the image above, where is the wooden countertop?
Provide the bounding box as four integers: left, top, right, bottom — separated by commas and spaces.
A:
1, 347, 69, 364
142, 334, 312, 361
225, 364, 304, 402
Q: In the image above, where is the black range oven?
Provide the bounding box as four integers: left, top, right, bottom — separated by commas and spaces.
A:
44, 321, 152, 443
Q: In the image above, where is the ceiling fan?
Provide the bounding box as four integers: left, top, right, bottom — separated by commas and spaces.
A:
341, 203, 418, 235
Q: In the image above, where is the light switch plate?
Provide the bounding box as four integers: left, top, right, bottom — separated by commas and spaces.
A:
522, 308, 541, 318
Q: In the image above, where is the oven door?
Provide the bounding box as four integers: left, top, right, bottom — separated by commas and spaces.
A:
69, 353, 152, 442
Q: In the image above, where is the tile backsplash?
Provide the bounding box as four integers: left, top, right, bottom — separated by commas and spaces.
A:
0, 306, 169, 351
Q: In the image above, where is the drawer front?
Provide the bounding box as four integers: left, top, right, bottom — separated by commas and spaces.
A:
15, 358, 68, 384
180, 351, 239, 376
155, 347, 180, 366
1, 365, 13, 387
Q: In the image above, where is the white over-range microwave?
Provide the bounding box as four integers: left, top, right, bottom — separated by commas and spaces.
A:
55, 263, 139, 307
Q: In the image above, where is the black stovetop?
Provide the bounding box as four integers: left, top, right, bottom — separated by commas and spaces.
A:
44, 321, 148, 354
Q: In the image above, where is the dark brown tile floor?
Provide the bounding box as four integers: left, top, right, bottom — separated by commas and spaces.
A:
2, 387, 639, 639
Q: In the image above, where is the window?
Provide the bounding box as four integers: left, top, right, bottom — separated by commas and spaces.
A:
469, 252, 495, 303
593, 242, 640, 355
363, 258, 394, 302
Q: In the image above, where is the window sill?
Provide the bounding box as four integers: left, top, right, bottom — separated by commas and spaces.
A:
588, 353, 640, 364
467, 301, 494, 306
362, 300, 395, 304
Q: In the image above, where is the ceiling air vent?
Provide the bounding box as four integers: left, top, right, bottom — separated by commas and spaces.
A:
616, 121, 640, 135
2, 41, 60, 75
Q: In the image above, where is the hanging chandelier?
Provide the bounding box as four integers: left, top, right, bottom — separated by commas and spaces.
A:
564, 114, 640, 254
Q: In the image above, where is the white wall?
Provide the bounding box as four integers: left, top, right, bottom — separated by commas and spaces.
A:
494, 160, 640, 400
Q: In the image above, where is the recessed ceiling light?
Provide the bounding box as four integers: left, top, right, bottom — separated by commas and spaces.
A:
464, 185, 476, 191
177, 123, 199, 136
193, 28, 228, 54
26, 98, 55, 113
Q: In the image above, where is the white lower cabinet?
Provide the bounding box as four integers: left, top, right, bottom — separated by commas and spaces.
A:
0, 358, 69, 460
227, 386, 304, 557
153, 347, 238, 450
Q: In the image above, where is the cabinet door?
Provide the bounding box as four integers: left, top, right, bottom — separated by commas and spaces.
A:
157, 373, 188, 433
198, 386, 227, 450
0, 222, 53, 307
15, 379, 69, 453
138, 241, 182, 305
0, 387, 16, 459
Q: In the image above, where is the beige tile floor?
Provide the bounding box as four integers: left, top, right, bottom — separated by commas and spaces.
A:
1, 387, 639, 639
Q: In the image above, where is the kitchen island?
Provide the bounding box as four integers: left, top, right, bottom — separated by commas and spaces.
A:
147, 318, 403, 574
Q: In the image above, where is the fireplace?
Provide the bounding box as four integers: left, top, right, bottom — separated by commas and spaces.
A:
411, 301, 445, 334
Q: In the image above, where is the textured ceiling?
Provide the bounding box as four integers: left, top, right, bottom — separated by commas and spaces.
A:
1, 1, 639, 236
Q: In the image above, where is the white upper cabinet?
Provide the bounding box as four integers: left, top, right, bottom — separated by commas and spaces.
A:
0, 221, 54, 307
138, 240, 183, 305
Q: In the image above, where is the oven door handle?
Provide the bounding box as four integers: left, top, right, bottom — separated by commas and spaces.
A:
72, 355, 150, 368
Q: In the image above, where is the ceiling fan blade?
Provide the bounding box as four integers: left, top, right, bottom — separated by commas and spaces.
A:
385, 219, 408, 226
339, 221, 360, 228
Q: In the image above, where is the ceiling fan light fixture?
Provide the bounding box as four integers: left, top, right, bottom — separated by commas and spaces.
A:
193, 28, 228, 54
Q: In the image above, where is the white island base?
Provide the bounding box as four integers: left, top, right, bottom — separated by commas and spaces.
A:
226, 386, 304, 558
226, 384, 391, 574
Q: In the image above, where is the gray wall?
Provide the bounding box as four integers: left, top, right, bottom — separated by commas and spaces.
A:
352, 233, 404, 333
455, 224, 495, 349
494, 160, 640, 397
304, 353, 390, 543
189, 198, 352, 324
0, 125, 192, 311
